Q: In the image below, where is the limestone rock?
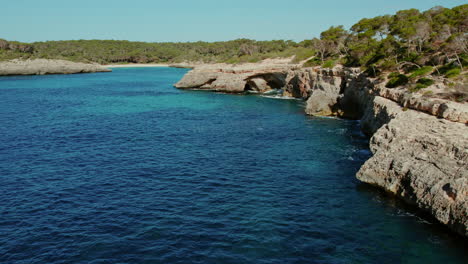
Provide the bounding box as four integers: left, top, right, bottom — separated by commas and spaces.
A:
174, 61, 297, 93
376, 86, 468, 124
357, 104, 468, 236
360, 96, 403, 136
174, 70, 218, 89
246, 78, 271, 92
305, 68, 344, 116
0, 59, 111, 76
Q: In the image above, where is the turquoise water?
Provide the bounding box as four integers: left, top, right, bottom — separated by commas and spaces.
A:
0, 68, 466, 263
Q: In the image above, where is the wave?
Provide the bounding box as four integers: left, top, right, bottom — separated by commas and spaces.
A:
260, 95, 298, 100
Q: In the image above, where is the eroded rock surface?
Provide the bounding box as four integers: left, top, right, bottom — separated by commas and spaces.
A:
358, 102, 468, 236
174, 60, 297, 93
0, 59, 111, 76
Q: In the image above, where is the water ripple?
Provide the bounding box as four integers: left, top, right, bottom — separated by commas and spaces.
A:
0, 68, 466, 263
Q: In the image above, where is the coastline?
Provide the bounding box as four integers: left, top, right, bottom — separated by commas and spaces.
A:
0, 59, 111, 76
103, 63, 170, 68
174, 62, 468, 237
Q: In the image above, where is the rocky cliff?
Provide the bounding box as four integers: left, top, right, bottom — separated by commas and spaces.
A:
174, 59, 297, 93
0, 59, 111, 76
357, 97, 467, 236
175, 62, 468, 237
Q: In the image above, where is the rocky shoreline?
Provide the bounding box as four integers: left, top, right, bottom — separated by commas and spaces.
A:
0, 59, 111, 76
174, 62, 468, 237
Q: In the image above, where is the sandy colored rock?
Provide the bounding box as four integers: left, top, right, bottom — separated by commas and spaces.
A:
174, 59, 298, 93
375, 86, 468, 124
0, 59, 111, 76
357, 103, 468, 236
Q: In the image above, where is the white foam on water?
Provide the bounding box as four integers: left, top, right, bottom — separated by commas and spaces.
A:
260, 95, 297, 100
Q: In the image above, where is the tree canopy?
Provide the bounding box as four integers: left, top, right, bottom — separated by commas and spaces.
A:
1, 4, 466, 76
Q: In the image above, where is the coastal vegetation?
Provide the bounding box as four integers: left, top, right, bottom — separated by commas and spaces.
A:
1, 4, 466, 91
0, 38, 306, 64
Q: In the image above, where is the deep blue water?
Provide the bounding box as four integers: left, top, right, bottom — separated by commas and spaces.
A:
0, 68, 466, 264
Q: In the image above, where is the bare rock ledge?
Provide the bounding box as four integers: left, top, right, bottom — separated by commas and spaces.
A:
175, 62, 468, 237
0, 59, 111, 76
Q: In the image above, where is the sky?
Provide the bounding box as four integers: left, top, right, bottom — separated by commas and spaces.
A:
1, 0, 466, 43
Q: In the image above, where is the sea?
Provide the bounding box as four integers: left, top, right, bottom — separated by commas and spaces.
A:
0, 67, 466, 263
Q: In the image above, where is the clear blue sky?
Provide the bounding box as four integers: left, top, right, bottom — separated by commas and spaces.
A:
2, 0, 466, 43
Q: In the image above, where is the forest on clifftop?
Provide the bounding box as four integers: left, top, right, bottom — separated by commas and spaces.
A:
1, 4, 466, 81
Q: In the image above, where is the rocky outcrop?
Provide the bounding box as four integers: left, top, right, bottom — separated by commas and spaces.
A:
0, 39, 34, 53
175, 62, 468, 237
174, 60, 298, 93
374, 86, 468, 124
283, 66, 371, 118
284, 67, 467, 236
357, 101, 468, 236
0, 59, 111, 76
284, 67, 347, 116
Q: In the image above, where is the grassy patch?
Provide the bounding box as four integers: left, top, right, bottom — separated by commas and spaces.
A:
291, 48, 316, 63
435, 63, 461, 78
379, 59, 398, 71
386, 74, 409, 88
445, 68, 461, 78
303, 58, 321, 67
409, 78, 435, 92
322, 59, 336, 68
388, 72, 401, 78
408, 66, 433, 79
417, 78, 434, 87
0, 49, 32, 61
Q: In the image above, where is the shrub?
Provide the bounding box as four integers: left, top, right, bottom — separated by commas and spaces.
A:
436, 63, 458, 76
461, 53, 468, 67
445, 68, 461, 78
409, 78, 434, 92
401, 52, 422, 65
303, 58, 321, 67
364, 66, 381, 77
388, 72, 401, 78
322, 59, 336, 68
408, 66, 433, 79
417, 78, 435, 87
379, 59, 398, 71
386, 74, 409, 88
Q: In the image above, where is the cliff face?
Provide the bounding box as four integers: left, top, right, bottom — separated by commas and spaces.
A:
0, 59, 111, 76
291, 68, 467, 237
358, 98, 468, 236
174, 61, 296, 93
284, 67, 372, 118
175, 63, 468, 237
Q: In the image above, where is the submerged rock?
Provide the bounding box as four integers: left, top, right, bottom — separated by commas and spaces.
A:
0, 59, 111, 76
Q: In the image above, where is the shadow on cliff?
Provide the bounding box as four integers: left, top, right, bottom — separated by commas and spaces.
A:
356, 183, 468, 242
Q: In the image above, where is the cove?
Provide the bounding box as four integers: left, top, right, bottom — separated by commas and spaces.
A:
0, 67, 466, 264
